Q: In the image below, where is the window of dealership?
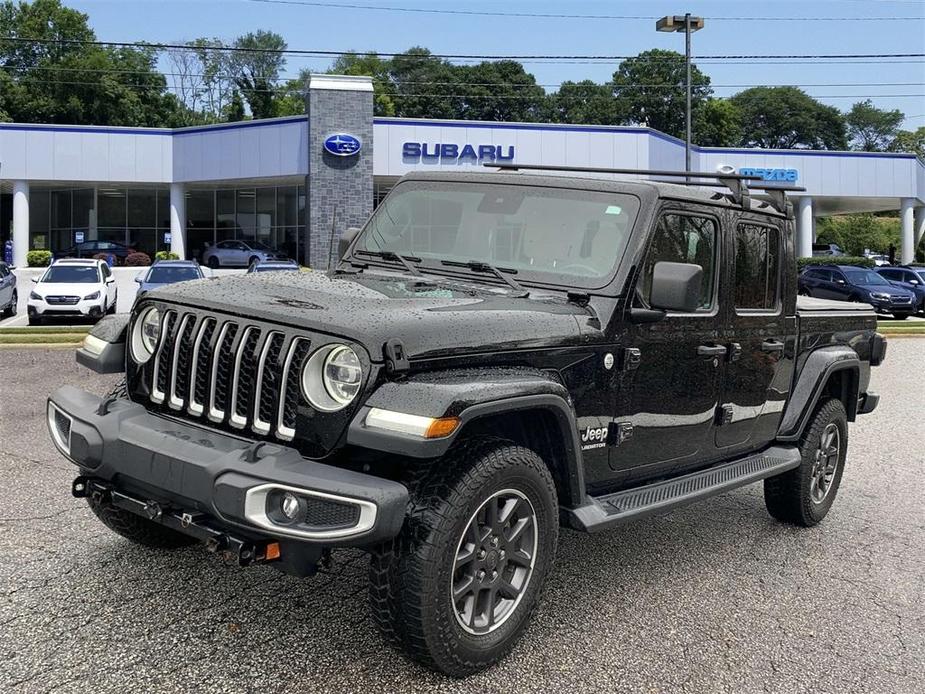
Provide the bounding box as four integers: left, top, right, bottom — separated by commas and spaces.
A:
2, 184, 306, 261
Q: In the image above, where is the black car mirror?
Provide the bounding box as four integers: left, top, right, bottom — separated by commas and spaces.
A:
649, 261, 703, 313
835, 279, 846, 285
339, 227, 362, 260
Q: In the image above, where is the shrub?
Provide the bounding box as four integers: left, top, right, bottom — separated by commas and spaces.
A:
816, 214, 900, 256
92, 253, 110, 262
124, 252, 152, 266
155, 251, 180, 261
797, 256, 874, 270
26, 250, 52, 267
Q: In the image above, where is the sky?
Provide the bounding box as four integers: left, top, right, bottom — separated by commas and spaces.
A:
67, 0, 925, 128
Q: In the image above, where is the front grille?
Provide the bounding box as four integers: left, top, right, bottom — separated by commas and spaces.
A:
890, 296, 912, 304
46, 295, 80, 305
146, 309, 311, 441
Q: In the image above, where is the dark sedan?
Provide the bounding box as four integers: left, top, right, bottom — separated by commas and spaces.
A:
799, 264, 917, 319
56, 240, 135, 264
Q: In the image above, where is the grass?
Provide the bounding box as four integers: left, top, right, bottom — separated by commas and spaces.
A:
0, 333, 87, 345
0, 326, 91, 335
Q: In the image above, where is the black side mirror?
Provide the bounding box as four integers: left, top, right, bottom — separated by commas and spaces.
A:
649, 261, 703, 313
338, 227, 361, 260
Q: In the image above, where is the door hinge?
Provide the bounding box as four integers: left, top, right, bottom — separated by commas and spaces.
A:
613, 422, 634, 445
383, 338, 410, 375
728, 342, 742, 362
717, 404, 734, 425
622, 348, 641, 371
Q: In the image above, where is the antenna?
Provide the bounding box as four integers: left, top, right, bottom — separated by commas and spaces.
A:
326, 204, 339, 269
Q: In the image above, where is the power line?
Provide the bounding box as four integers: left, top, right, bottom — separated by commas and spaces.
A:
2, 37, 923, 61
241, 0, 925, 22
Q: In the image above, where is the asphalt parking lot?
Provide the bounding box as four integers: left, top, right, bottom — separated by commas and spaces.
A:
1, 343, 922, 694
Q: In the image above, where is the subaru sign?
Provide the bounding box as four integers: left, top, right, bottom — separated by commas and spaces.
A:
403, 142, 515, 164
323, 133, 362, 157
739, 167, 799, 183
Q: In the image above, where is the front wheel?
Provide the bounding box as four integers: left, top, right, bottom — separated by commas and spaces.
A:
764, 398, 847, 527
207, 256, 219, 269
2, 291, 16, 318
369, 438, 559, 677
892, 313, 909, 320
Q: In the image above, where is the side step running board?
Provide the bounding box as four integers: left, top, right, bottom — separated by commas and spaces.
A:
565, 445, 801, 533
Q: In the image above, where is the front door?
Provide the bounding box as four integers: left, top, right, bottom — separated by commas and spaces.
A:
716, 218, 795, 451
611, 210, 726, 480
0, 264, 12, 307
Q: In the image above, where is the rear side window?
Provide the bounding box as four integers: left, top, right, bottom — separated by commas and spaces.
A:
734, 223, 780, 310
641, 213, 717, 310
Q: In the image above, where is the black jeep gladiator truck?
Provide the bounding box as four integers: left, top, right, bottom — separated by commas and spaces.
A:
48, 167, 886, 677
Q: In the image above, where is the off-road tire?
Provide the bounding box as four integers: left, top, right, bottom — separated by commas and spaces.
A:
368, 437, 559, 677
764, 398, 848, 527
106, 378, 128, 399
86, 492, 196, 548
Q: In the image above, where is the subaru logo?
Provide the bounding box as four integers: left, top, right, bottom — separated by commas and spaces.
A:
323, 133, 362, 157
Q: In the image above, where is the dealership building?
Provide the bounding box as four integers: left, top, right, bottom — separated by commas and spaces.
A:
1, 74, 924, 269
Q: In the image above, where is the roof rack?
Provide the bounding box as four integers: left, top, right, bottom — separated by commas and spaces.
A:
485, 162, 804, 213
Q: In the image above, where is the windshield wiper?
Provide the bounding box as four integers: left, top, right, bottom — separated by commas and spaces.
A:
440, 260, 529, 297
356, 250, 422, 276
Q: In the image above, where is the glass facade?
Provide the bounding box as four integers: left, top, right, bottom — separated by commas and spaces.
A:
25, 184, 306, 263
184, 185, 305, 262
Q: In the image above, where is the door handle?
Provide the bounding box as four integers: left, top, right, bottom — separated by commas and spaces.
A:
697, 344, 727, 357
761, 340, 785, 354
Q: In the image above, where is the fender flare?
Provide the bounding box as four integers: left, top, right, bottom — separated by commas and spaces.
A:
777, 345, 860, 442
346, 368, 586, 506
75, 314, 128, 374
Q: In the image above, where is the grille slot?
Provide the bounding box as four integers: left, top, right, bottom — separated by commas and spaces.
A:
303, 497, 361, 529
188, 318, 216, 416
278, 337, 312, 440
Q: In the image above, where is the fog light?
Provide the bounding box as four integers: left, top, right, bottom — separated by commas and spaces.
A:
281, 492, 300, 520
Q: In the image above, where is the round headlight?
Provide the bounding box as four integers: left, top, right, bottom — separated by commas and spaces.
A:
301, 344, 363, 412
131, 307, 161, 364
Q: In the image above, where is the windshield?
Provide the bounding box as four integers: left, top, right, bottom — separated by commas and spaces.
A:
844, 270, 889, 285
146, 266, 201, 283
358, 181, 640, 288
41, 266, 100, 283
255, 265, 297, 273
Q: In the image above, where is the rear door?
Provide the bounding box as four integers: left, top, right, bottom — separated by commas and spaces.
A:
0, 264, 12, 307
716, 217, 795, 451
611, 209, 726, 479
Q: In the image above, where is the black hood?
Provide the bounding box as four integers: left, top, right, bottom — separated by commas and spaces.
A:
148, 270, 587, 362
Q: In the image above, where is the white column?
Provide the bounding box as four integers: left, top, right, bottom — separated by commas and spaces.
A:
12, 181, 29, 268
169, 183, 186, 260
914, 206, 925, 251
900, 198, 914, 265
796, 196, 814, 258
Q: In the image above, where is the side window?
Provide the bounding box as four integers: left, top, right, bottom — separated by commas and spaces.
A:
101, 263, 110, 279
831, 270, 846, 284
641, 213, 717, 311
733, 222, 780, 311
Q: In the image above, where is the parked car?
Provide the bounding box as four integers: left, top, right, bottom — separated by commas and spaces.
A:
56, 240, 135, 264
812, 243, 846, 257
135, 260, 205, 299
799, 264, 916, 318
246, 259, 301, 274
0, 261, 17, 318
865, 254, 891, 267
28, 258, 117, 325
201, 240, 289, 269
54, 169, 886, 677
876, 265, 925, 312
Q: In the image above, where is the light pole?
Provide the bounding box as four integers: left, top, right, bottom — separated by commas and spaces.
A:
656, 14, 704, 174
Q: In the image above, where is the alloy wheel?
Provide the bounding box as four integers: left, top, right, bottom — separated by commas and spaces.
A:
451, 488, 538, 635
810, 423, 840, 504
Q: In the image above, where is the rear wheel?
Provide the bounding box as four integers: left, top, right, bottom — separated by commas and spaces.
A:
764, 398, 847, 527
1, 290, 15, 318
369, 437, 558, 677
207, 256, 219, 269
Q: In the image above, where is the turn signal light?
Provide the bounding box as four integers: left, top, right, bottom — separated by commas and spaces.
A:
265, 542, 281, 561
424, 416, 461, 439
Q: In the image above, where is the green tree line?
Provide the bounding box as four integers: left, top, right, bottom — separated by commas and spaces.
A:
1, 0, 923, 158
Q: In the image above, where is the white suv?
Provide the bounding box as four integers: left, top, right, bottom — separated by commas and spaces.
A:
28, 259, 117, 325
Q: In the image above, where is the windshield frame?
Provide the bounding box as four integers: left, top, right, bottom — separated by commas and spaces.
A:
350, 179, 643, 292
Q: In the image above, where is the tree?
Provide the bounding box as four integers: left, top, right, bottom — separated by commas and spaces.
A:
0, 0, 185, 127
389, 47, 462, 120
454, 60, 546, 122
224, 90, 246, 121
816, 214, 900, 256
611, 49, 711, 138
545, 80, 623, 125
229, 30, 286, 119
888, 127, 925, 160
731, 87, 847, 150
846, 99, 904, 151
692, 98, 742, 147
329, 52, 396, 116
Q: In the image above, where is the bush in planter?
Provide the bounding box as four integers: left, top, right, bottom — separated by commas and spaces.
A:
124, 252, 152, 266
26, 250, 52, 267
92, 253, 110, 262
155, 251, 180, 261
797, 256, 874, 271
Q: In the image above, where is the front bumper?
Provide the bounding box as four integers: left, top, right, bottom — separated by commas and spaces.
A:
29, 298, 105, 317
48, 386, 408, 554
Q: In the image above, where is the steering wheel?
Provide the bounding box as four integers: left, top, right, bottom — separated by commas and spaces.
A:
556, 263, 599, 276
